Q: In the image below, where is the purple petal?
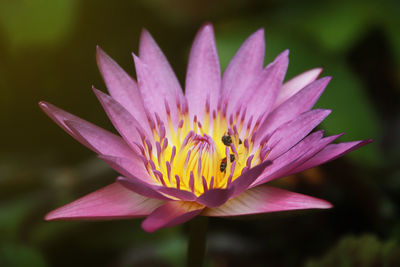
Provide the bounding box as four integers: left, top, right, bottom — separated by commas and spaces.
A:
96, 47, 150, 133
45, 183, 164, 220
139, 29, 183, 123
235, 50, 289, 124
99, 155, 152, 183
93, 87, 150, 153
203, 185, 332, 217
228, 160, 273, 198
39, 101, 134, 158
222, 29, 265, 115
264, 109, 331, 160
141, 201, 204, 232
284, 133, 344, 176
291, 139, 373, 173
185, 23, 221, 121
258, 77, 331, 138
117, 177, 171, 201
64, 119, 135, 158
99, 155, 171, 200
252, 131, 327, 187
133, 53, 172, 125
274, 68, 323, 109
157, 187, 197, 201
196, 188, 233, 208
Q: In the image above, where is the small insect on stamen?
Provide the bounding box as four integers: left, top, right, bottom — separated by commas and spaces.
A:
220, 158, 227, 172
221, 134, 232, 146
239, 139, 243, 145
220, 154, 235, 172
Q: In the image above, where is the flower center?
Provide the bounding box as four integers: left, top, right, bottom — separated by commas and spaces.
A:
138, 98, 269, 196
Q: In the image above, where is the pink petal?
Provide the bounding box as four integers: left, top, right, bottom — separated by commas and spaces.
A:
203, 185, 332, 217
139, 29, 183, 124
228, 160, 273, 197
39, 101, 134, 158
196, 188, 233, 208
222, 29, 265, 115
45, 183, 164, 220
93, 87, 150, 153
258, 77, 331, 138
96, 47, 150, 133
273, 68, 323, 109
141, 201, 204, 232
284, 133, 344, 176
133, 53, 171, 126
99, 155, 172, 200
157, 187, 197, 201
64, 120, 135, 158
99, 155, 155, 184
291, 139, 373, 173
264, 109, 331, 160
236, 50, 289, 125
185, 23, 221, 121
252, 131, 338, 187
117, 177, 171, 201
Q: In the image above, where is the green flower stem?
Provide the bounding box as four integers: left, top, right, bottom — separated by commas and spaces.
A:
187, 216, 208, 267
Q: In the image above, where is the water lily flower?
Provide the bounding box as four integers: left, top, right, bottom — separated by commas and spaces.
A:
40, 23, 371, 233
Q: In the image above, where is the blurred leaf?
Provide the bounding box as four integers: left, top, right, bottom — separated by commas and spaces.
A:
305, 234, 400, 267
300, 1, 375, 52
380, 0, 400, 65
0, 196, 38, 241
0, 243, 47, 267
0, 0, 78, 50
157, 233, 185, 267
316, 62, 381, 164
30, 221, 83, 245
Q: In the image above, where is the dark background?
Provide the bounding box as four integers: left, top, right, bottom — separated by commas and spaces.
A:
1, 0, 399, 266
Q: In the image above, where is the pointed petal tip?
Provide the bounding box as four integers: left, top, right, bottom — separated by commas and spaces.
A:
201, 21, 214, 29
91, 85, 101, 94
140, 27, 151, 39
315, 108, 332, 117
321, 201, 333, 209
332, 132, 346, 139
139, 28, 153, 50
131, 52, 140, 63
316, 67, 324, 75
196, 22, 215, 37
320, 76, 332, 83
44, 208, 72, 221
38, 101, 48, 109
249, 28, 265, 39
141, 220, 156, 233
281, 49, 290, 57
365, 138, 374, 144
96, 45, 107, 59
91, 86, 110, 106
247, 28, 265, 45
44, 211, 57, 221
269, 49, 289, 66
255, 27, 265, 35
356, 138, 373, 148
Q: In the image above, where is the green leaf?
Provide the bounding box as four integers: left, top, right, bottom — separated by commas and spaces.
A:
0, 0, 78, 50
0, 244, 47, 267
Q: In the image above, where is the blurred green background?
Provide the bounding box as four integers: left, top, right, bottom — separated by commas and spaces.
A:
1, 0, 399, 266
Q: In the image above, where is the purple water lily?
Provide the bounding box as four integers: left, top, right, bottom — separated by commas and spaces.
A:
40, 23, 371, 232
